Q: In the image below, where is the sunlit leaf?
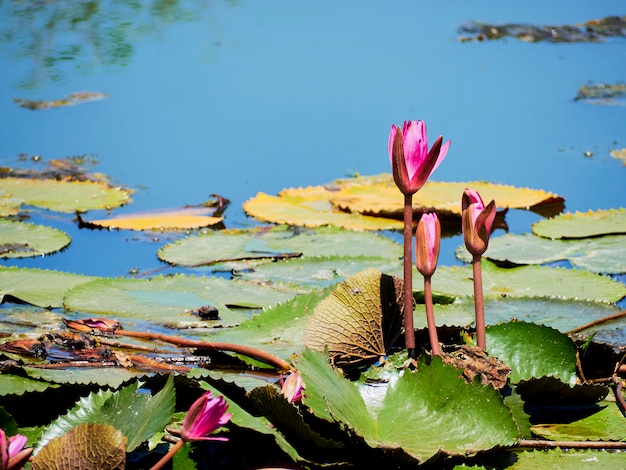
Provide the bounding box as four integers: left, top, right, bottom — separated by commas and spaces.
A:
427, 260, 626, 304
0, 373, 57, 396
456, 233, 626, 274
532, 208, 626, 239
63, 274, 294, 328
31, 423, 126, 470
24, 367, 144, 389
82, 205, 223, 231
329, 177, 563, 219
303, 269, 404, 368
0, 177, 132, 212
298, 349, 519, 464
485, 321, 578, 385
0, 219, 71, 257
510, 449, 626, 469
0, 267, 97, 308
531, 401, 626, 442
243, 190, 403, 230
158, 225, 402, 267
14, 91, 109, 110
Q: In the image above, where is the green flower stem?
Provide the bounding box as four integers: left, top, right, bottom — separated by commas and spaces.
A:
472, 254, 486, 349
150, 438, 184, 470
403, 193, 415, 355
423, 275, 441, 356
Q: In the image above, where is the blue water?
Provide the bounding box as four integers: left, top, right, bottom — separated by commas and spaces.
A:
1, 1, 625, 278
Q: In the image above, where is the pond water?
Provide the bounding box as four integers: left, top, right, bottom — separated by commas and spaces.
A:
1, 1, 625, 282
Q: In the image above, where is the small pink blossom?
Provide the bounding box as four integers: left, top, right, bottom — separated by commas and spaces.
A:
461, 188, 496, 257
1, 429, 30, 470
280, 372, 304, 404
415, 213, 441, 277
181, 392, 232, 442
388, 120, 450, 195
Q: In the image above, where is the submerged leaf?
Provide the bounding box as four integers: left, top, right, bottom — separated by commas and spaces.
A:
0, 219, 71, 258
303, 269, 404, 367
532, 208, 626, 239
0, 177, 131, 213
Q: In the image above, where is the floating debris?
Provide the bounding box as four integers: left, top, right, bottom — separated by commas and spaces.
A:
459, 15, 626, 43
610, 148, 626, 166
13, 91, 109, 110
575, 82, 626, 105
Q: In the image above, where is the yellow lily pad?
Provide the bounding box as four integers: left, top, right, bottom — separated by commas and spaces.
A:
532, 208, 626, 239
244, 174, 563, 229
0, 177, 132, 213
83, 206, 223, 231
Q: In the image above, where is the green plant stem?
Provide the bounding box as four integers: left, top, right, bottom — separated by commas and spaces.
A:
472, 254, 486, 349
150, 439, 184, 470
403, 194, 415, 356
423, 275, 441, 356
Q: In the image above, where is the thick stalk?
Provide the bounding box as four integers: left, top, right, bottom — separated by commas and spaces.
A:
150, 439, 184, 470
403, 193, 415, 355
423, 275, 441, 356
472, 254, 486, 349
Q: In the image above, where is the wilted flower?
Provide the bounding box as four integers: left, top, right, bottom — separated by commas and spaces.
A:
388, 120, 450, 195
181, 391, 232, 442
281, 372, 304, 403
461, 188, 496, 257
415, 213, 441, 277
63, 318, 122, 333
1, 429, 31, 470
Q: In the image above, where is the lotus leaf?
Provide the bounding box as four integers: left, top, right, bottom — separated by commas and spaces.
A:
0, 219, 71, 257
532, 208, 626, 239
0, 177, 131, 212
83, 206, 223, 231
510, 449, 626, 469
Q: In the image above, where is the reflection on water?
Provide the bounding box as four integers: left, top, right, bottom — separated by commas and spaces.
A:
0, 0, 228, 89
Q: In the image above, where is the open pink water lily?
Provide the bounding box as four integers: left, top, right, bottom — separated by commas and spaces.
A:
0, 429, 30, 470
181, 391, 233, 442
280, 371, 304, 403
461, 188, 497, 257
415, 212, 441, 277
388, 120, 450, 195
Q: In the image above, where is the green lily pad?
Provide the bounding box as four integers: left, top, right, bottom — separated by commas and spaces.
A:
510, 449, 626, 469
0, 219, 71, 258
0, 267, 98, 308
427, 260, 626, 304
0, 373, 57, 396
455, 233, 626, 274
531, 401, 626, 442
24, 367, 143, 389
0, 177, 132, 213
532, 208, 626, 239
297, 349, 519, 464
485, 322, 578, 385
236, 255, 402, 292
158, 225, 403, 268
63, 274, 294, 328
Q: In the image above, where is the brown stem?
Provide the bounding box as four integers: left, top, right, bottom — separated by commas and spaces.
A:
614, 379, 626, 415
423, 275, 441, 356
115, 330, 292, 371
472, 255, 486, 349
515, 439, 626, 450
566, 310, 626, 335
150, 438, 184, 470
403, 193, 415, 354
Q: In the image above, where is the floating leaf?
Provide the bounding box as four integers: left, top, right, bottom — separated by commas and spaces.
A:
31, 423, 126, 470
532, 208, 626, 239
531, 401, 626, 442
610, 148, 626, 165
64, 274, 294, 328
24, 367, 144, 389
0, 177, 131, 212
0, 267, 97, 308
428, 261, 626, 304
456, 233, 626, 274
158, 225, 402, 267
0, 373, 57, 396
298, 349, 519, 464
0, 219, 71, 258
81, 205, 223, 231
303, 269, 404, 367
14, 91, 109, 110
243, 190, 403, 230
329, 177, 563, 219
511, 449, 626, 469
576, 84, 626, 106
485, 322, 578, 385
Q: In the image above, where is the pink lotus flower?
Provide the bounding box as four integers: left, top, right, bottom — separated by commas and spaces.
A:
0, 429, 31, 470
181, 392, 232, 442
280, 372, 304, 404
461, 188, 496, 257
388, 120, 450, 195
415, 213, 441, 277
